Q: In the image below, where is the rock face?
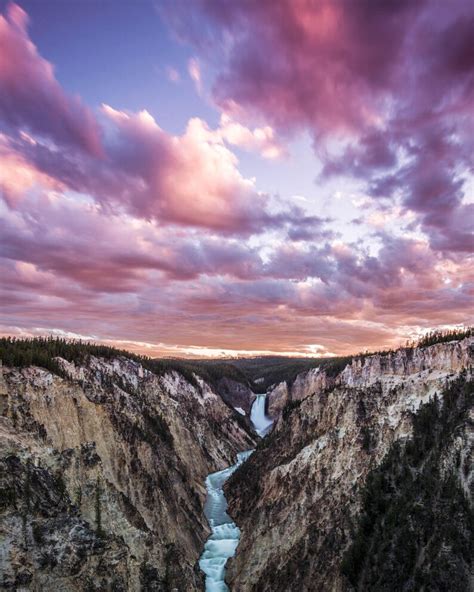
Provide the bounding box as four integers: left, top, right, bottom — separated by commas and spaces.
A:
267, 338, 473, 419
225, 338, 474, 592
0, 355, 256, 591
266, 380, 289, 419
215, 377, 256, 415
267, 368, 334, 419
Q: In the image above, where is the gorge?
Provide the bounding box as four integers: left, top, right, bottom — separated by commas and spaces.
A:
0, 332, 472, 591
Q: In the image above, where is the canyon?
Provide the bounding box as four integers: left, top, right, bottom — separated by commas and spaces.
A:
0, 334, 472, 591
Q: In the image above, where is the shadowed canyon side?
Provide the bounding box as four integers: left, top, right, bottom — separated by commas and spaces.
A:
0, 345, 257, 590
224, 336, 474, 592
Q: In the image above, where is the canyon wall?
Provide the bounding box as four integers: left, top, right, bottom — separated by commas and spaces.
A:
215, 377, 256, 416
226, 337, 473, 591
267, 338, 473, 418
0, 355, 256, 591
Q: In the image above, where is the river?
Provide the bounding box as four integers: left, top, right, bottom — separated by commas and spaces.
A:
199, 393, 273, 591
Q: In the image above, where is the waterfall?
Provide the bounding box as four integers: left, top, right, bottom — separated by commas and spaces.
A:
250, 393, 274, 437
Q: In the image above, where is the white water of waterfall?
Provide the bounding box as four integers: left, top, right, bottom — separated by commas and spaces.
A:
199, 394, 273, 591
250, 393, 274, 437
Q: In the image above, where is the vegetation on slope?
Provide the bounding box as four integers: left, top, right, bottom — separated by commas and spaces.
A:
412, 327, 472, 349
0, 336, 202, 388
0, 337, 349, 392
185, 355, 356, 392
162, 358, 251, 390
0, 337, 249, 391
1, 327, 470, 394
0, 337, 254, 437
341, 374, 474, 591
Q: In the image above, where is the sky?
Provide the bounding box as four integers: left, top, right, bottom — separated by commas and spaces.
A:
0, 0, 472, 358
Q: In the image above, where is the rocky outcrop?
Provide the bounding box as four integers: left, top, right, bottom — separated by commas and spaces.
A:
267, 368, 332, 419
266, 381, 289, 419
215, 377, 256, 415
267, 337, 473, 420
225, 338, 473, 592
0, 355, 256, 591
338, 338, 472, 389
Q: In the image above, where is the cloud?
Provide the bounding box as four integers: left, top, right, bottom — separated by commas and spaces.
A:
166, 66, 180, 83
188, 57, 202, 93
0, 2, 472, 357
100, 105, 279, 233
165, 0, 419, 135
0, 3, 101, 155
216, 113, 286, 159
0, 134, 64, 206
2, 188, 471, 343
0, 0, 293, 238
0, 192, 267, 291
2, 203, 472, 356
167, 0, 474, 252
0, 5, 297, 236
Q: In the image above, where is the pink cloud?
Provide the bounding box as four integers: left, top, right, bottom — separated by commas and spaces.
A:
0, 135, 64, 206
0, 2, 472, 357
100, 105, 278, 233
0, 4, 299, 237
0, 190, 270, 291
2, 187, 471, 354
167, 0, 474, 252
0, 3, 102, 155
188, 57, 202, 93
217, 114, 286, 159
166, 66, 180, 83
165, 0, 419, 135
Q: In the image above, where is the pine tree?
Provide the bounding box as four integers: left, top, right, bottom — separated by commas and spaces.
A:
95, 476, 104, 537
